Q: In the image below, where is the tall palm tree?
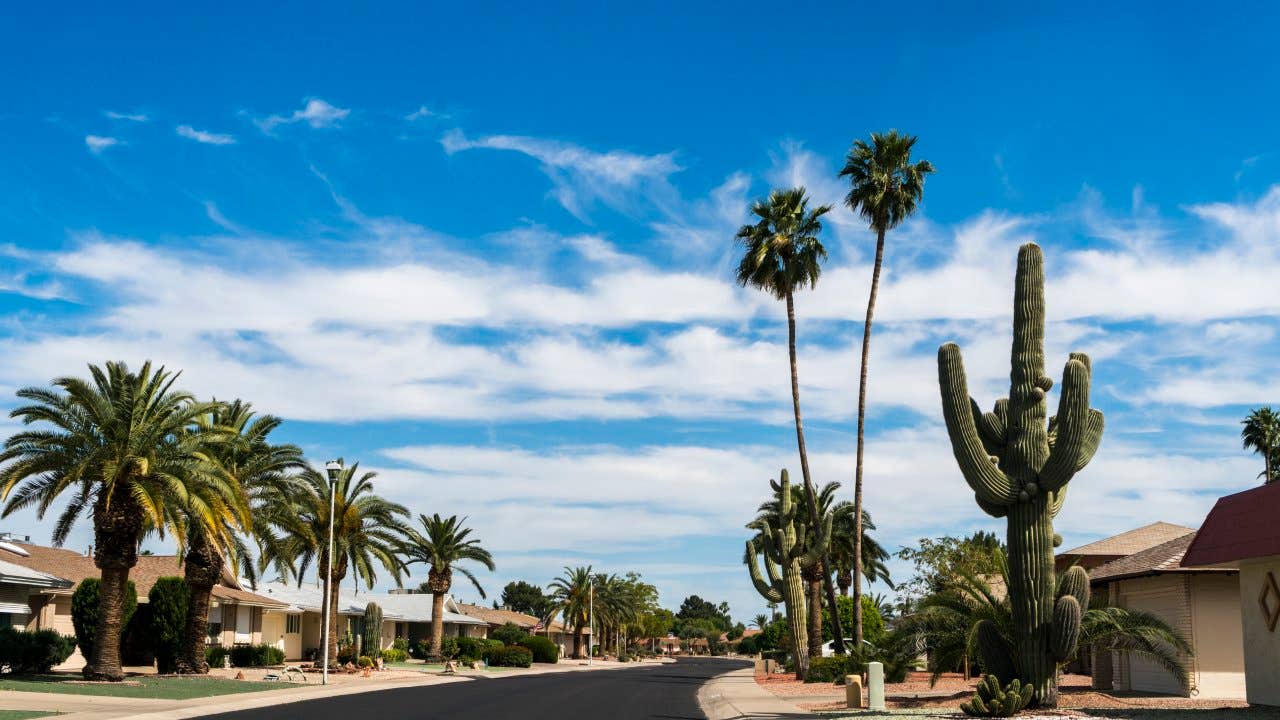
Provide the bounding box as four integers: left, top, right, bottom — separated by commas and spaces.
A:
1241, 406, 1280, 484
0, 361, 227, 680
402, 513, 495, 659
547, 566, 593, 659
177, 400, 304, 674
831, 505, 893, 596
840, 130, 935, 646
735, 186, 846, 653
261, 463, 409, 665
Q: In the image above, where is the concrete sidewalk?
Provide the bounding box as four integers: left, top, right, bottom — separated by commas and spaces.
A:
697, 665, 819, 719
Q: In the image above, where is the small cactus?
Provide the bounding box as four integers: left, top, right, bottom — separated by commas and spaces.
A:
961, 675, 1034, 717
362, 602, 383, 657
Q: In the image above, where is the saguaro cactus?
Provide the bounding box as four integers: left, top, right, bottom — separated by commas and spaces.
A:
937, 243, 1103, 707
362, 602, 383, 657
745, 469, 829, 680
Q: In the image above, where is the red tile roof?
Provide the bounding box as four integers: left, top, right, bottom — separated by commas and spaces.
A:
1089, 533, 1203, 582
1182, 482, 1280, 568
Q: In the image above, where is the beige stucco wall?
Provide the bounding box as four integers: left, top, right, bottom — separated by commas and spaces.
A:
1239, 558, 1280, 707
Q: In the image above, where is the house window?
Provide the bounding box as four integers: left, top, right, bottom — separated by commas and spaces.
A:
286, 614, 301, 634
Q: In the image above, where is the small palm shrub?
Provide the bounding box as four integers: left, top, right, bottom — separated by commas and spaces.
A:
961, 675, 1033, 717
70, 577, 137, 661
518, 635, 559, 664
0, 627, 77, 673
487, 645, 532, 668
148, 577, 189, 673
490, 622, 527, 646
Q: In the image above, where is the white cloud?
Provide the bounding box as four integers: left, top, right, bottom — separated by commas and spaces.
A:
176, 125, 236, 145
405, 105, 438, 121
257, 98, 350, 132
105, 110, 148, 122
84, 135, 119, 154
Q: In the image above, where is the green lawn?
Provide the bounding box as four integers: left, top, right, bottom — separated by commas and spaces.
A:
0, 712, 63, 720
0, 674, 287, 700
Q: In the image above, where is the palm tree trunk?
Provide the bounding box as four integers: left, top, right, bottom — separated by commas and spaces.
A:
177, 533, 222, 674
785, 289, 846, 655
573, 622, 583, 659
430, 591, 445, 660
86, 489, 141, 681
88, 564, 130, 681
852, 227, 886, 648
807, 577, 823, 657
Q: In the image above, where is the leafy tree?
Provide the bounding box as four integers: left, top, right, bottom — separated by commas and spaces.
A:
822, 595, 885, 648
500, 580, 552, 618
546, 566, 593, 659
0, 361, 226, 680
260, 462, 409, 665
896, 532, 1006, 605
402, 513, 495, 659
1241, 406, 1280, 484
734, 186, 846, 651
491, 622, 527, 646
841, 130, 935, 646
179, 400, 304, 673
726, 623, 746, 641
675, 595, 732, 632
70, 578, 136, 663
149, 577, 190, 673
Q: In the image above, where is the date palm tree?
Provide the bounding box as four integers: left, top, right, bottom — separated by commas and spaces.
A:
0, 361, 227, 680
261, 462, 409, 665
547, 565, 593, 659
840, 130, 935, 646
1241, 406, 1280, 484
831, 505, 893, 596
402, 513, 495, 659
177, 400, 304, 673
734, 186, 846, 653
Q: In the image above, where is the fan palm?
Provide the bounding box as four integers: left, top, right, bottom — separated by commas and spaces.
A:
840, 130, 935, 645
0, 361, 228, 680
734, 186, 846, 652
177, 400, 304, 673
1241, 406, 1280, 484
402, 513, 495, 658
895, 552, 1192, 691
547, 566, 593, 659
260, 462, 409, 664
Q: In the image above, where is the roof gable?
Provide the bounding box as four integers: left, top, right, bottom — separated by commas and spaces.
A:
1182, 482, 1280, 567
1089, 533, 1202, 582
1060, 522, 1195, 558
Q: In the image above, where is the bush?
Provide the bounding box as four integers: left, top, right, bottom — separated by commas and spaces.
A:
392, 637, 409, 652
0, 627, 77, 673
229, 643, 285, 667
617, 653, 633, 662
411, 639, 432, 660
486, 645, 532, 668
440, 637, 459, 660
518, 635, 560, 664
454, 636, 484, 662
148, 577, 189, 673
490, 622, 527, 646
737, 635, 759, 655
70, 577, 137, 661
357, 655, 374, 669
120, 603, 154, 666
380, 647, 407, 663
805, 655, 861, 684
206, 645, 229, 668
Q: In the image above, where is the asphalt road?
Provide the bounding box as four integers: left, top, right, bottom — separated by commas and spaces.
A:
201, 657, 750, 720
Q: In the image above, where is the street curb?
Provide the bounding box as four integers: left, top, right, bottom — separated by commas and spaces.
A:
697, 661, 817, 719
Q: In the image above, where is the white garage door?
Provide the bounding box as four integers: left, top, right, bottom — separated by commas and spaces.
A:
1122, 589, 1186, 696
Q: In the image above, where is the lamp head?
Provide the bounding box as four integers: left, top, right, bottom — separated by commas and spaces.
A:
325, 458, 344, 481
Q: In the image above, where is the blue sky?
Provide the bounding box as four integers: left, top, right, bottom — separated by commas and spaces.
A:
1, 3, 1279, 620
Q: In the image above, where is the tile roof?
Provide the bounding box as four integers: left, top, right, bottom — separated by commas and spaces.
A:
454, 602, 540, 628
0, 558, 72, 589
1059, 522, 1196, 558
1182, 482, 1280, 567
1088, 533, 1208, 583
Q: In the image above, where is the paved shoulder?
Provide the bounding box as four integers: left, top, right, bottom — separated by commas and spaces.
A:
697, 664, 818, 720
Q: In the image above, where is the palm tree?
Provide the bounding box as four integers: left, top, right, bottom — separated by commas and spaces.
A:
735, 186, 846, 653
402, 513, 495, 659
1241, 407, 1280, 484
177, 400, 304, 673
840, 130, 935, 646
832, 505, 893, 596
547, 566, 593, 659
0, 361, 227, 680
261, 463, 409, 665
751, 613, 769, 630
895, 552, 1192, 690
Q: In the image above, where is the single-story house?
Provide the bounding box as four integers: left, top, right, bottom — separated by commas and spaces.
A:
1181, 481, 1280, 707
453, 601, 586, 657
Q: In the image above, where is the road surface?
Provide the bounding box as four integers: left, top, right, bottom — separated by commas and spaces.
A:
201, 657, 749, 720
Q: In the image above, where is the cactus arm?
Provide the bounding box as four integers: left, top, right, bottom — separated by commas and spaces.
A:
940, 343, 1016, 508
1048, 486, 1067, 518
759, 522, 784, 565
977, 495, 1009, 518
798, 513, 832, 568
1051, 595, 1082, 660
971, 398, 1005, 454
1040, 357, 1093, 492
745, 539, 784, 603
1075, 410, 1104, 471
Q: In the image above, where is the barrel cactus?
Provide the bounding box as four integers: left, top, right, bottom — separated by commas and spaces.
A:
961, 675, 1034, 717
937, 242, 1103, 707
362, 602, 383, 657
745, 469, 828, 680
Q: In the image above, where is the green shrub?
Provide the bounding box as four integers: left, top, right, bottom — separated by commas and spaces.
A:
206, 645, 229, 668
454, 636, 484, 661
0, 627, 77, 673
70, 577, 137, 661
737, 635, 759, 655
120, 603, 154, 666
487, 645, 533, 668
617, 653, 633, 662
357, 655, 374, 669
490, 622, 527, 646
440, 637, 459, 660
380, 647, 407, 663
392, 637, 409, 652
805, 655, 860, 684
229, 643, 285, 667
411, 639, 432, 660
518, 635, 559, 664
148, 577, 189, 673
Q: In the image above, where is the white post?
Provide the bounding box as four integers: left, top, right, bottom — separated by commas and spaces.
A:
321, 459, 342, 686
867, 661, 886, 711
588, 580, 593, 666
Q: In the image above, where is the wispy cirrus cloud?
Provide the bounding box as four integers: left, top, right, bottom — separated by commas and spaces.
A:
176, 125, 236, 145
256, 98, 350, 133
104, 110, 148, 122
84, 135, 120, 154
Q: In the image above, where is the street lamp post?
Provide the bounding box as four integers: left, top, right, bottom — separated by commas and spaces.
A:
587, 579, 593, 666
321, 459, 343, 686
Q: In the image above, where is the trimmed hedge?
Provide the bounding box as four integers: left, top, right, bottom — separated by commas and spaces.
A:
380, 647, 407, 663
486, 645, 532, 668
148, 577, 189, 673
0, 627, 77, 673
229, 643, 285, 667
70, 577, 137, 661
490, 622, 527, 646
517, 635, 559, 664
